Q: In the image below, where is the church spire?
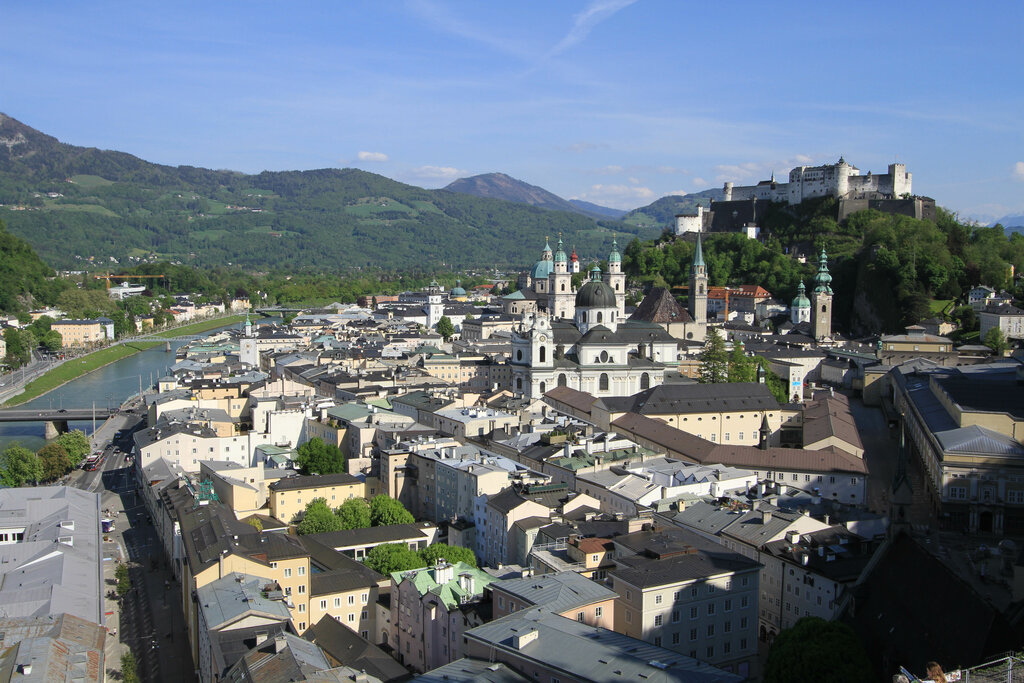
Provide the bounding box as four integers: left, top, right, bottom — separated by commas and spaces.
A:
813, 247, 833, 294
693, 233, 705, 268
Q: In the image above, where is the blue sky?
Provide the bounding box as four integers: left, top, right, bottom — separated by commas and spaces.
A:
2, 1, 1022, 221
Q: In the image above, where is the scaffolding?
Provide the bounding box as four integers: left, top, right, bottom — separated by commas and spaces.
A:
960, 655, 1024, 683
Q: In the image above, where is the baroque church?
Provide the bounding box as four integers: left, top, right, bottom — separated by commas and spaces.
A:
508, 237, 709, 398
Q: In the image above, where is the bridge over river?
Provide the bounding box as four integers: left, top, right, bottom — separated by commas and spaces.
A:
0, 407, 115, 438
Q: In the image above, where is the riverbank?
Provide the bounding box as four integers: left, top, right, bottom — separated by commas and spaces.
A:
3, 342, 164, 407
149, 313, 249, 338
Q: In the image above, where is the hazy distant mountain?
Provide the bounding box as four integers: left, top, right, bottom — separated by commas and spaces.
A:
444, 172, 624, 220
992, 214, 1024, 229
0, 115, 657, 271
568, 199, 627, 219
621, 188, 725, 230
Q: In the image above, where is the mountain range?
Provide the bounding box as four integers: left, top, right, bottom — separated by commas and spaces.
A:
443, 173, 627, 220
0, 114, 665, 272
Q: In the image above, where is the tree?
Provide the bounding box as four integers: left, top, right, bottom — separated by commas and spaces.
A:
55, 430, 91, 466
3, 328, 33, 368
436, 316, 455, 340
364, 543, 427, 575
753, 357, 789, 404
698, 328, 729, 384
336, 498, 372, 529
370, 494, 415, 526
294, 438, 345, 475
419, 543, 477, 567
115, 562, 132, 598
0, 444, 41, 487
121, 651, 139, 683
297, 498, 344, 534
763, 617, 871, 683
37, 443, 72, 482
984, 326, 1009, 355
728, 343, 755, 383
246, 517, 264, 532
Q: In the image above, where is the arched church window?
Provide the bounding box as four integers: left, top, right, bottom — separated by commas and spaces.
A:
539, 346, 546, 362
516, 349, 523, 361
597, 312, 603, 323
558, 374, 567, 387
516, 377, 523, 391
641, 373, 650, 390
599, 373, 609, 391
539, 381, 546, 394
561, 283, 566, 291
821, 304, 827, 313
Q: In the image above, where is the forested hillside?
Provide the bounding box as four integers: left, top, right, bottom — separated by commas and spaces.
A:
624, 203, 1024, 335
0, 115, 649, 271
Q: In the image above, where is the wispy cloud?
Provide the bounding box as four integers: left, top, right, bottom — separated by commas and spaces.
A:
358, 151, 389, 162
406, 0, 532, 60
563, 141, 607, 153
544, 0, 639, 59
713, 155, 813, 183
405, 165, 467, 182
1014, 161, 1024, 181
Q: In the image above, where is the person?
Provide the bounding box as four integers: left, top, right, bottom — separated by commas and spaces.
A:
925, 662, 947, 683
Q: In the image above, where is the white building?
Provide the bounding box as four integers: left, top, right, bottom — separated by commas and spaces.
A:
722, 158, 912, 205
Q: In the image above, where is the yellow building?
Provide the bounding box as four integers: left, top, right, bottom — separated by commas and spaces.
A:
269, 472, 366, 523
51, 318, 114, 347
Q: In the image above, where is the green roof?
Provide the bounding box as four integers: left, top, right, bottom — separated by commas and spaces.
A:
392, 562, 495, 610
502, 290, 526, 300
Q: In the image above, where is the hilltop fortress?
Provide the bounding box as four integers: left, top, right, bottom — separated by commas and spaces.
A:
676, 157, 933, 235
724, 157, 911, 204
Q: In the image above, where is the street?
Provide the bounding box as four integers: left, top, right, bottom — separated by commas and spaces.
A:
68, 404, 196, 682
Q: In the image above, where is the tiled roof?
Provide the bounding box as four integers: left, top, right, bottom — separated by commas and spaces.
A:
629, 287, 693, 324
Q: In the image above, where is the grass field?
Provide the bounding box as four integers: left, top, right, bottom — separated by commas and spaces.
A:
43, 200, 119, 217
149, 313, 248, 338
69, 174, 114, 187
3, 342, 162, 407
929, 299, 954, 316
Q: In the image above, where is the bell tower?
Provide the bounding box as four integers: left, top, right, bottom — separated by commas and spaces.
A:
689, 234, 707, 325
548, 235, 575, 320
811, 248, 833, 342
604, 236, 626, 320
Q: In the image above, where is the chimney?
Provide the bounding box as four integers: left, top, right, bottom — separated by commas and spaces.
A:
458, 572, 476, 595
255, 631, 269, 645
761, 510, 772, 525
273, 634, 288, 653
513, 628, 540, 650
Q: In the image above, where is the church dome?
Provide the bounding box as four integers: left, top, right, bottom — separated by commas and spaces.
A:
531, 259, 554, 280
575, 266, 616, 308
608, 237, 621, 263
450, 280, 467, 296
554, 237, 568, 263
791, 281, 810, 309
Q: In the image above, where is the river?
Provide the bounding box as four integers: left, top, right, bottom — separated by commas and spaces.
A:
0, 319, 269, 450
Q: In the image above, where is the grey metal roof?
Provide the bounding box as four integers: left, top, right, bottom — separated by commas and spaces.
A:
414, 658, 530, 683
492, 571, 618, 613
196, 573, 291, 631
466, 607, 742, 682
935, 424, 1024, 457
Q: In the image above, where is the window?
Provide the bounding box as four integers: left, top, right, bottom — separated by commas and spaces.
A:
690, 607, 698, 619
595, 606, 603, 617
740, 638, 747, 650
708, 585, 715, 594
740, 617, 748, 629
724, 620, 732, 633
724, 433, 730, 441
707, 624, 714, 636
334, 597, 341, 608
672, 632, 680, 645
320, 600, 327, 610
1009, 490, 1024, 504
348, 614, 355, 623
654, 615, 663, 626
298, 566, 305, 576
298, 604, 305, 613
625, 610, 631, 623
599, 373, 609, 391
361, 593, 368, 604
708, 603, 715, 615
578, 612, 585, 622
672, 610, 680, 623
271, 562, 278, 569
706, 646, 714, 658
655, 595, 662, 604
690, 628, 698, 641
724, 641, 731, 654
654, 636, 662, 647
348, 595, 355, 605
299, 621, 305, 630
691, 587, 698, 598
298, 585, 305, 594
949, 486, 967, 500
725, 599, 732, 611
284, 568, 292, 578
625, 591, 631, 601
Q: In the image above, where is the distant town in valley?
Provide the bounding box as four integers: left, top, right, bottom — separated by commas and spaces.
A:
4, 121, 1024, 683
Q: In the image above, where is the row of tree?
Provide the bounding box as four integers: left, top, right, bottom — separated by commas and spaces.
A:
0, 430, 91, 486
698, 329, 790, 403
296, 494, 415, 535
364, 542, 477, 575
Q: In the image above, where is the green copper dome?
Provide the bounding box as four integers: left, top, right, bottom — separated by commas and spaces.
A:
554, 237, 568, 263
608, 237, 621, 263
813, 248, 833, 294
450, 279, 467, 296
575, 266, 617, 308
792, 281, 810, 308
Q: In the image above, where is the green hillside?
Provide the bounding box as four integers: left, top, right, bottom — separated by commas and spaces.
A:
0, 115, 653, 271
622, 188, 724, 231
